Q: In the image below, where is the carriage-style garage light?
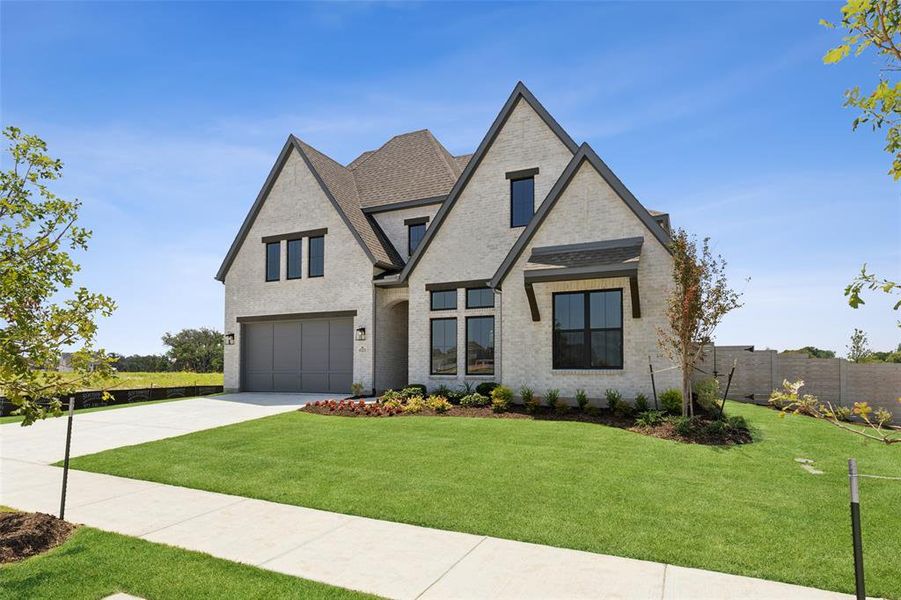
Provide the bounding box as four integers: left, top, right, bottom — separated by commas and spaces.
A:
355, 327, 366, 341
225, 333, 235, 345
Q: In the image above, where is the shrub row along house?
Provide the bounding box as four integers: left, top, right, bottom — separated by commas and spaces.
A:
216, 82, 681, 400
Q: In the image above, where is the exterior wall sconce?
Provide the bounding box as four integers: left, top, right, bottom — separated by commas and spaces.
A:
355, 327, 366, 341
225, 333, 235, 345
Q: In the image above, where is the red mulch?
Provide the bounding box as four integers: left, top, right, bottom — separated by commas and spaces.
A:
299, 401, 752, 446
0, 511, 76, 563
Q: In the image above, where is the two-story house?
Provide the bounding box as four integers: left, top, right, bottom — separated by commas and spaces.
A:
216, 82, 681, 400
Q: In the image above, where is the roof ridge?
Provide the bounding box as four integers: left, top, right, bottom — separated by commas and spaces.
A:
348, 128, 431, 172
292, 136, 364, 203
422, 129, 463, 180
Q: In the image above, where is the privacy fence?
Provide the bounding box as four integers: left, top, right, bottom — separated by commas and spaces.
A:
694, 346, 900, 422
0, 385, 224, 418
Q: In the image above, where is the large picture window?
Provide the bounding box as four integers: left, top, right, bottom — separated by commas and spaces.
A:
431, 318, 457, 375
553, 290, 623, 369
466, 316, 494, 375
510, 176, 535, 227
286, 239, 302, 279
265, 242, 280, 282
430, 289, 457, 311
308, 236, 324, 277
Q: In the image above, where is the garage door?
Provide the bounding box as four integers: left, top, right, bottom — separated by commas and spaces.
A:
242, 317, 353, 393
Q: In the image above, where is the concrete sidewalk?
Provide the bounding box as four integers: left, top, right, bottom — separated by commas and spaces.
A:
0, 395, 864, 600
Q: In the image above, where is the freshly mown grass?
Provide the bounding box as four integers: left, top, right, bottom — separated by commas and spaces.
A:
0, 526, 373, 600
66, 403, 901, 599
42, 370, 224, 390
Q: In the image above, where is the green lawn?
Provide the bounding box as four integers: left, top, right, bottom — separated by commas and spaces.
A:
45, 370, 224, 390
0, 526, 373, 600
65, 403, 901, 599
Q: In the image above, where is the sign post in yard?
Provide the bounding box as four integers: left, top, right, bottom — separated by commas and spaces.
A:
848, 458, 865, 600
59, 397, 75, 520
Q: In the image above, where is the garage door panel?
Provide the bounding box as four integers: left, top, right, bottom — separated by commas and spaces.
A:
273, 321, 302, 371
242, 317, 352, 394
301, 321, 330, 371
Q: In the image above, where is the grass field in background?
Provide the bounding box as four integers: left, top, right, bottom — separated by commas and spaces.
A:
0, 526, 372, 600
66, 403, 901, 599
47, 370, 224, 390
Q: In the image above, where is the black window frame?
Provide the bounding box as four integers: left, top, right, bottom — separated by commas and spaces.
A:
430, 289, 457, 311
407, 222, 426, 256
552, 289, 624, 370
465, 287, 494, 309
265, 241, 280, 282
308, 235, 324, 278
286, 238, 302, 280
510, 176, 535, 228
465, 316, 495, 376
430, 317, 458, 375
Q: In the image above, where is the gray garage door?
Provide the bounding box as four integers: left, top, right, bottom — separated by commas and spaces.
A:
241, 317, 353, 393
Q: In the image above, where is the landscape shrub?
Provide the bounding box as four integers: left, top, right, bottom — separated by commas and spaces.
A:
544, 388, 560, 408
828, 406, 853, 422
446, 389, 465, 403
671, 415, 698, 436
460, 392, 490, 407
660, 389, 683, 415
635, 410, 665, 427
612, 399, 634, 419
402, 384, 427, 398
380, 390, 405, 407
351, 382, 365, 397
490, 386, 513, 412
427, 395, 452, 413
634, 393, 649, 412
459, 382, 475, 394
694, 378, 721, 413
403, 395, 426, 413
704, 419, 726, 436
433, 384, 453, 398
575, 389, 588, 410
874, 407, 894, 427
605, 389, 622, 410
519, 386, 539, 412
726, 415, 748, 431
554, 398, 569, 414
476, 381, 499, 396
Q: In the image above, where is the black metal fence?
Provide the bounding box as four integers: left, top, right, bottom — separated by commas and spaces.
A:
0, 385, 224, 417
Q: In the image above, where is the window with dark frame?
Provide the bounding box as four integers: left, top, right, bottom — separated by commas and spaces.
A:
510, 176, 535, 227
430, 318, 457, 375
466, 316, 494, 375
430, 289, 457, 311
466, 287, 494, 309
308, 236, 324, 277
265, 242, 280, 282
286, 239, 302, 279
408, 222, 426, 256
553, 290, 623, 369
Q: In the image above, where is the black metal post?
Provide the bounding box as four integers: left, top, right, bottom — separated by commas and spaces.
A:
59, 397, 75, 520
848, 459, 865, 600
648, 356, 659, 410
719, 361, 736, 416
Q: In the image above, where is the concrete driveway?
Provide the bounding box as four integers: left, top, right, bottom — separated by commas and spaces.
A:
0, 392, 344, 465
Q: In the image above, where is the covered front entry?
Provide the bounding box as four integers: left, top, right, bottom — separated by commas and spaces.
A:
241, 316, 353, 393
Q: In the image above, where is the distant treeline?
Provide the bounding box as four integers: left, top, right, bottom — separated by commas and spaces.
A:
112, 327, 224, 373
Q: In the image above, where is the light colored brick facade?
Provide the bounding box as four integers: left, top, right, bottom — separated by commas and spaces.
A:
222, 150, 376, 392
219, 83, 680, 400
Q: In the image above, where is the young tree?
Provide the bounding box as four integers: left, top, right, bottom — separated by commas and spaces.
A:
822, 0, 901, 179
846, 328, 872, 362
162, 327, 223, 372
657, 229, 742, 416
0, 127, 116, 425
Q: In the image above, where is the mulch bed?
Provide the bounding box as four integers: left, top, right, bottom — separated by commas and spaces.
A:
299, 401, 752, 446
0, 511, 76, 563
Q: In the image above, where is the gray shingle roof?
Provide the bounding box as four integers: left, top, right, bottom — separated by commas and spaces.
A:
527, 237, 643, 270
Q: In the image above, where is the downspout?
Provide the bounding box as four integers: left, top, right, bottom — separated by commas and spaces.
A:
494, 287, 502, 385
371, 282, 377, 397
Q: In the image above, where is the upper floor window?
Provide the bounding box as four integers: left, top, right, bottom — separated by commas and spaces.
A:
265, 242, 280, 282
510, 176, 535, 227
553, 290, 623, 370
308, 236, 324, 277
287, 239, 302, 280
408, 222, 426, 256
430, 289, 457, 311
466, 287, 494, 309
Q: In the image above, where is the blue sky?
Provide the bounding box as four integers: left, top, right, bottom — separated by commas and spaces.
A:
2, 1, 899, 356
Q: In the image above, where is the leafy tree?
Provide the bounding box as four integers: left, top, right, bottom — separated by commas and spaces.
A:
0, 127, 116, 425
821, 0, 901, 179
786, 346, 837, 359
847, 328, 872, 362
657, 229, 742, 417
844, 264, 900, 325
111, 353, 172, 372
162, 328, 223, 372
